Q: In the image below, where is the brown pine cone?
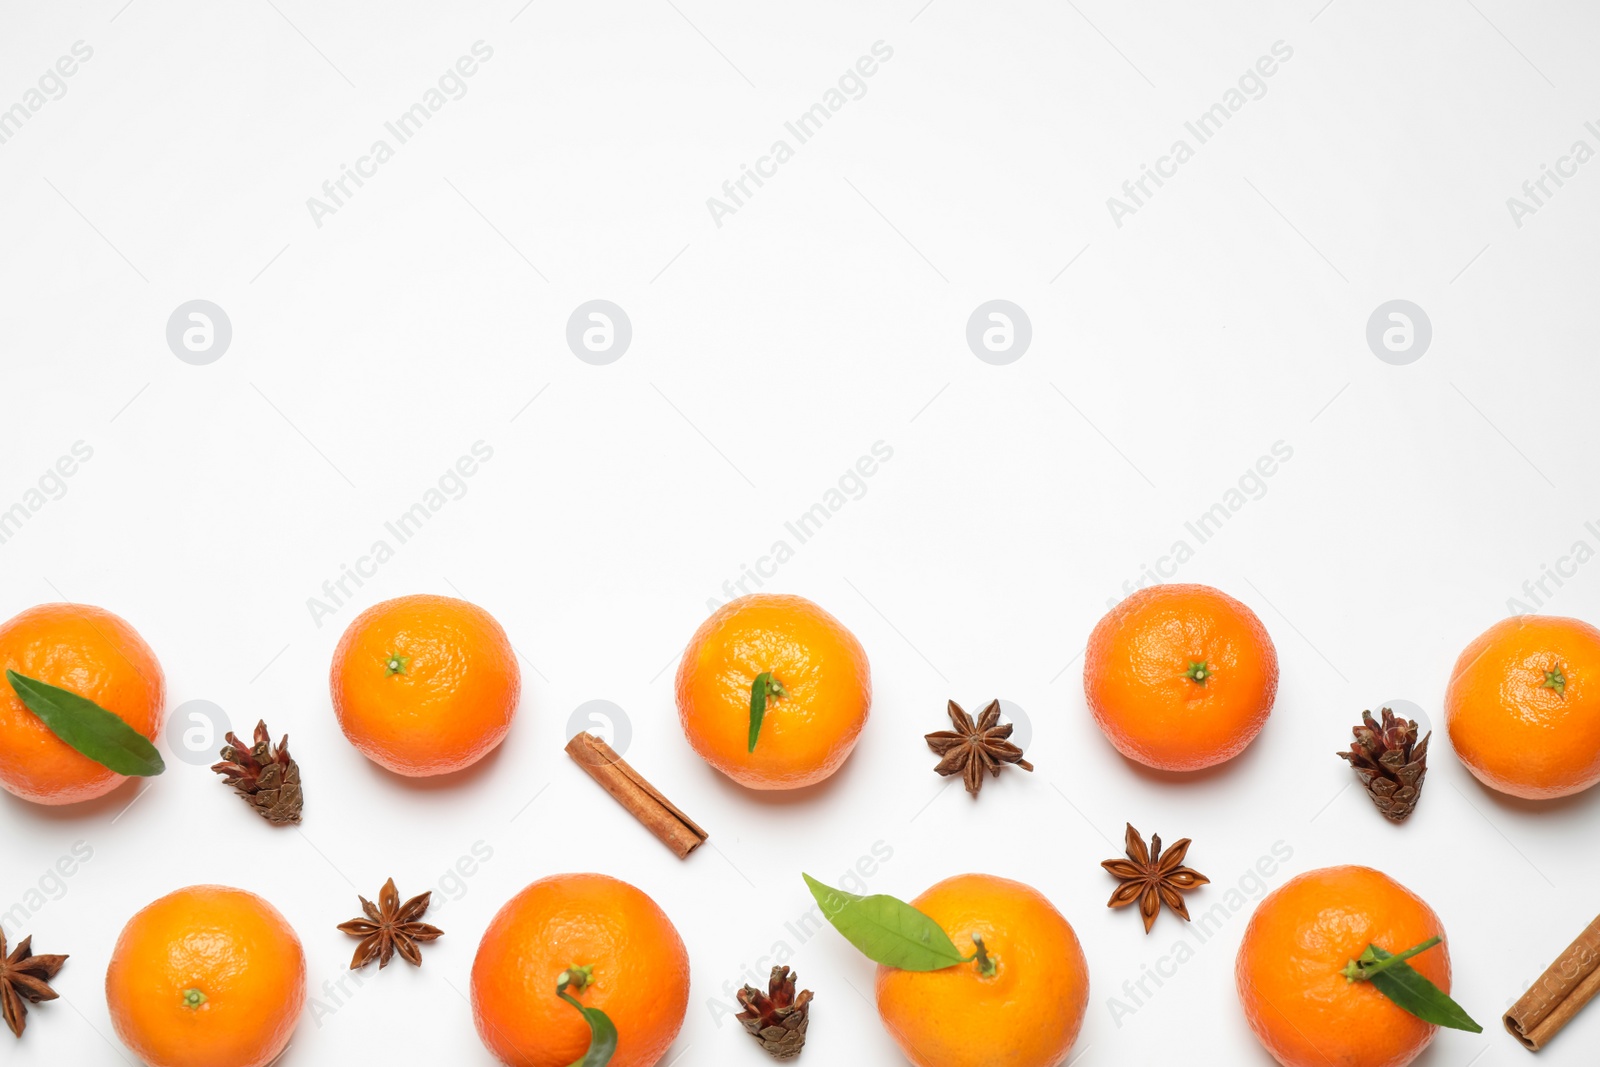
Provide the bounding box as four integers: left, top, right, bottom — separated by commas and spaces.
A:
1337, 707, 1429, 822
736, 966, 812, 1060
211, 720, 303, 825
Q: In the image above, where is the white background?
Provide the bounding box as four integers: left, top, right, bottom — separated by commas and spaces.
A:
3, 1, 1599, 1064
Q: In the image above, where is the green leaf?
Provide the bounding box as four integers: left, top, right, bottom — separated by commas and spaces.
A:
802, 873, 972, 971
748, 671, 773, 753
6, 670, 164, 777
557, 980, 617, 1067
1360, 944, 1483, 1033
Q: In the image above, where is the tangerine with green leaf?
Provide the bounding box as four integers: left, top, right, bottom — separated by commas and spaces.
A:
0, 603, 165, 804
470, 873, 688, 1067
807, 871, 1088, 1067
676, 593, 871, 789
1236, 866, 1464, 1067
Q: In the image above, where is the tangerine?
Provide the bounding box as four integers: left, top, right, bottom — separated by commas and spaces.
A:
1236, 865, 1449, 1067
330, 594, 520, 776
676, 593, 870, 789
1445, 614, 1600, 798
1084, 583, 1278, 771
471, 873, 689, 1067
875, 874, 1089, 1067
105, 885, 306, 1067
0, 602, 165, 805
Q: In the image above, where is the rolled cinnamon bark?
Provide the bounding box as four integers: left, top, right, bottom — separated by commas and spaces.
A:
564, 732, 708, 859
1505, 914, 1600, 1051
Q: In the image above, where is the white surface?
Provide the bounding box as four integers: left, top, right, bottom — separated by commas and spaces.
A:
2, 1, 1598, 1064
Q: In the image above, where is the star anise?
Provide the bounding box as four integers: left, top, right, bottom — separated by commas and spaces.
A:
925, 699, 1034, 797
336, 879, 442, 969
1101, 823, 1209, 934
0, 931, 67, 1038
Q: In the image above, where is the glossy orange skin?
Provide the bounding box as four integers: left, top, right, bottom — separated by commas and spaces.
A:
0, 603, 166, 804
106, 885, 306, 1067
1084, 583, 1278, 771
676, 594, 871, 789
1236, 866, 1449, 1067
471, 874, 689, 1067
876, 874, 1089, 1067
1446, 615, 1600, 799
330, 594, 520, 776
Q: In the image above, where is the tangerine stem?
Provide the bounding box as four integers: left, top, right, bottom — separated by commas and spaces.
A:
181, 988, 207, 1009
1342, 936, 1441, 982
970, 935, 997, 978
558, 964, 595, 995
1184, 660, 1210, 685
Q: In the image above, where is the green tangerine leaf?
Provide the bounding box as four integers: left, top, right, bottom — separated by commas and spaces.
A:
6, 669, 164, 777
802, 873, 971, 971
748, 671, 774, 753
558, 983, 618, 1067
1362, 944, 1483, 1033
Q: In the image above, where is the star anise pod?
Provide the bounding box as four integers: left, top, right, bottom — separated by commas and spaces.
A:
336, 879, 442, 969
925, 699, 1034, 796
0, 931, 67, 1038
211, 720, 303, 825
1101, 823, 1209, 934
736, 965, 813, 1060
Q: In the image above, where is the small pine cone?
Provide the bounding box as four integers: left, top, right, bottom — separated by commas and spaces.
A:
1337, 708, 1429, 822
736, 966, 812, 1060
211, 720, 304, 825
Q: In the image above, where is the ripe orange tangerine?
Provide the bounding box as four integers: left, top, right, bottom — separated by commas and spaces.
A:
0, 602, 165, 805
330, 593, 520, 776
1084, 583, 1278, 771
1236, 866, 1449, 1067
471, 873, 689, 1067
875, 874, 1089, 1067
1446, 614, 1600, 798
676, 593, 870, 789
105, 885, 306, 1067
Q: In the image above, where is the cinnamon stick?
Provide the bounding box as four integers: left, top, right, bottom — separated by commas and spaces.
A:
564, 733, 708, 859
1505, 914, 1600, 1051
